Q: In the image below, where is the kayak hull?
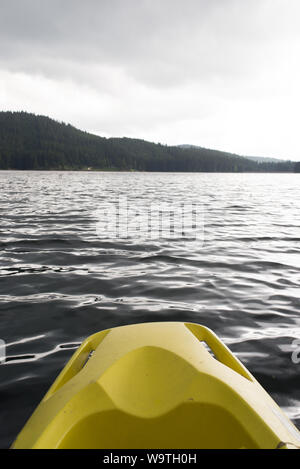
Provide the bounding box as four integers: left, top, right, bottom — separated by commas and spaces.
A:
11, 322, 300, 449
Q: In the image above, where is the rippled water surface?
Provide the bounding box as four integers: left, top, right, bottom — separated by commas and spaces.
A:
1, 171, 300, 448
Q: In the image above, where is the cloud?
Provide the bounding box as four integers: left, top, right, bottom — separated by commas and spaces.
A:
1, 0, 298, 87
0, 0, 300, 159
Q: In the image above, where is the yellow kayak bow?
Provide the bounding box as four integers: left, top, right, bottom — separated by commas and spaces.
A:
12, 322, 300, 449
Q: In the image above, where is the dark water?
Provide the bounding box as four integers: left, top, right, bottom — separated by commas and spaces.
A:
1, 170, 300, 448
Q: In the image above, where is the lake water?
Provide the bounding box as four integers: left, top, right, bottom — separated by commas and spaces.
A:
1, 170, 300, 448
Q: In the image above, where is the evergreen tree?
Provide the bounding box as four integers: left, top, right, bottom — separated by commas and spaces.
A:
0, 111, 294, 173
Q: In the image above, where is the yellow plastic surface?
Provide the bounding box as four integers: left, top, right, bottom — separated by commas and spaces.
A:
12, 322, 300, 449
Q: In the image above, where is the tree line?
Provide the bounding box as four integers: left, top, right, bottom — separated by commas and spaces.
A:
0, 111, 298, 172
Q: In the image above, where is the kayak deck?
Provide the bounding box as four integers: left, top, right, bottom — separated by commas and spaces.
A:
12, 322, 300, 449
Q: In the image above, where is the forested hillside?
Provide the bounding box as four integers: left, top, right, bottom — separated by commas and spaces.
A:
0, 112, 297, 172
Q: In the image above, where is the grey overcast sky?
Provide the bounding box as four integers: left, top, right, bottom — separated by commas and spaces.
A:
0, 0, 300, 160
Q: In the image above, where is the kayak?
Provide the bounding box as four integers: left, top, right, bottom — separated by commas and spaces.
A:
12, 322, 300, 449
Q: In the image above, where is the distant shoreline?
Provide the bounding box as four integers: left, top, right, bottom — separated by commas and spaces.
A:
0, 169, 298, 174
0, 112, 298, 173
